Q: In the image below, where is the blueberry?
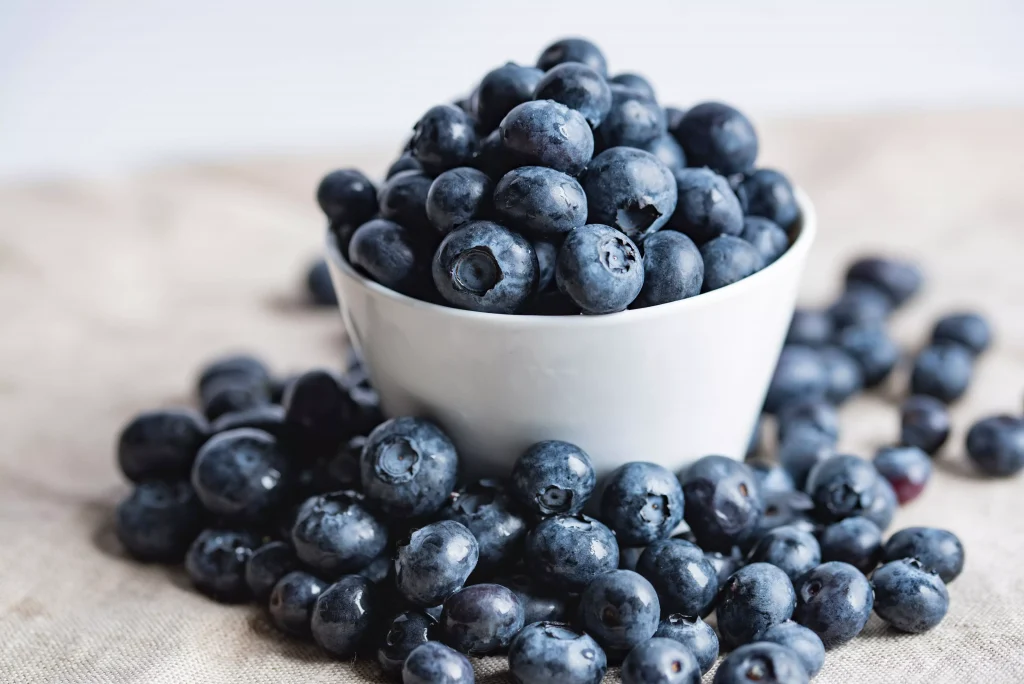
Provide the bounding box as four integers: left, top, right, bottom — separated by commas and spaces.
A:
388, 152, 423, 179
600, 462, 685, 546
873, 445, 932, 504
819, 345, 865, 404
828, 283, 892, 331
115, 479, 203, 562
340, 371, 386, 437
636, 539, 718, 618
819, 516, 882, 574
425, 167, 494, 235
582, 147, 677, 241
305, 258, 338, 306
786, 309, 833, 347
283, 369, 353, 461
577, 570, 661, 652
764, 346, 828, 414
493, 166, 588, 237
246, 541, 299, 600
739, 216, 789, 265
777, 398, 839, 444
749, 462, 795, 498
117, 409, 211, 482
793, 561, 873, 648
705, 550, 743, 586
597, 84, 666, 149
473, 128, 523, 181
836, 323, 900, 388
673, 102, 758, 176
510, 440, 596, 516
966, 414, 1024, 476
441, 479, 527, 573
533, 62, 613, 129
440, 583, 524, 655
900, 395, 951, 455
533, 239, 558, 291
653, 615, 718, 674
508, 622, 608, 684
200, 373, 271, 421
402, 641, 474, 684
525, 514, 619, 591
212, 404, 286, 439
433, 220, 539, 314
715, 562, 795, 649
633, 231, 703, 307
665, 167, 744, 244
348, 218, 430, 296
805, 454, 880, 523
633, 134, 686, 174
537, 38, 608, 77
555, 223, 643, 314
316, 169, 378, 229
910, 342, 974, 404
619, 545, 646, 572
746, 525, 821, 582
396, 520, 479, 607
680, 455, 763, 552
864, 476, 897, 532
882, 527, 965, 583
759, 621, 824, 678
191, 428, 291, 523
411, 104, 479, 174
268, 570, 328, 637
712, 642, 808, 684
664, 107, 686, 130
754, 490, 816, 539
931, 312, 992, 356
357, 548, 394, 585
291, 491, 388, 577
361, 417, 460, 518
477, 62, 546, 133
184, 528, 261, 602
198, 353, 272, 395
871, 559, 949, 633
620, 637, 700, 684
778, 426, 836, 490
738, 168, 800, 231
310, 575, 378, 658
845, 256, 923, 308
378, 610, 437, 678
494, 574, 569, 624
699, 236, 764, 292
499, 100, 594, 176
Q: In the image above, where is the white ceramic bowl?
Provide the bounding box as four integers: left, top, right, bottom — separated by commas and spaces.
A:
326, 190, 816, 478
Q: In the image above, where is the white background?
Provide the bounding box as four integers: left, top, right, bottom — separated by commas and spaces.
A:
1, 0, 1023, 180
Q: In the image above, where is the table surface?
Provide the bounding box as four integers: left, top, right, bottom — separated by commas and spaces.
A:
1, 110, 1023, 684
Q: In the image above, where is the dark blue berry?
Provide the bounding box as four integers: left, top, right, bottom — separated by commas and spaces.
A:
597, 84, 666, 149
712, 642, 808, 684
819, 516, 882, 575
440, 583, 524, 655
581, 147, 677, 242
378, 170, 435, 235
191, 428, 290, 523
200, 373, 271, 421
577, 570, 661, 652
738, 168, 800, 231
966, 415, 1024, 476
316, 169, 378, 228
845, 256, 923, 308
441, 479, 527, 573
477, 62, 546, 132
759, 621, 824, 678
500, 100, 594, 176
900, 395, 951, 455
473, 128, 524, 180
786, 309, 833, 347
245, 540, 299, 600
828, 283, 892, 331
396, 520, 479, 607
793, 561, 873, 648
212, 404, 286, 439
495, 574, 569, 625
555, 223, 643, 314
634, 231, 703, 307
837, 323, 900, 388
117, 409, 210, 482
882, 527, 964, 583
268, 570, 327, 637
306, 258, 338, 306
873, 445, 932, 504
819, 345, 865, 404
664, 107, 686, 131
636, 134, 687, 173
533, 239, 558, 291
715, 562, 795, 649
387, 152, 423, 179
310, 575, 378, 658
377, 610, 436, 678
910, 343, 974, 404
533, 62, 613, 129
493, 166, 588, 237
680, 455, 763, 552
620, 637, 700, 684
746, 525, 821, 582
411, 104, 479, 174
653, 615, 718, 674
348, 218, 429, 296
426, 167, 494, 235
403, 641, 474, 684
699, 236, 764, 292
753, 490, 816, 539
525, 514, 619, 591
636, 539, 718, 618
666, 167, 743, 244
609, 73, 656, 100
508, 622, 607, 684
185, 528, 261, 602
931, 312, 992, 356
291, 491, 388, 577
283, 369, 352, 461
198, 354, 271, 394
115, 479, 203, 562
764, 346, 829, 415
537, 38, 608, 78
673, 102, 758, 176
510, 440, 596, 516
871, 559, 949, 633
600, 462, 685, 546
805, 454, 880, 523
739, 216, 788, 265
778, 426, 836, 490
620, 546, 646, 572
777, 398, 839, 444
864, 476, 897, 531
704, 550, 742, 586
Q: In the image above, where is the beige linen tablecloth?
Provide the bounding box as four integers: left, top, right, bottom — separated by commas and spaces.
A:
1, 110, 1023, 683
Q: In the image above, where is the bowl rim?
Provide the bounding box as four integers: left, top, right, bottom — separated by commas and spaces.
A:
326, 186, 816, 328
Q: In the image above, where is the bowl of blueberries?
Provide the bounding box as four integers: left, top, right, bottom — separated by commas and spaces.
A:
321, 38, 814, 476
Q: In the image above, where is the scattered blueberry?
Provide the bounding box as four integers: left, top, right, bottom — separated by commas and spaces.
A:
500, 100, 594, 176
754, 491, 816, 540
793, 561, 873, 648
283, 369, 352, 461
786, 309, 833, 347
597, 84, 667, 149
873, 445, 932, 504
699, 235, 764, 292
634, 230, 704, 307
425, 167, 494, 235
577, 570, 661, 652
653, 614, 718, 674
493, 166, 588, 237
965, 414, 1024, 476
737, 168, 800, 231
819, 516, 882, 574
760, 621, 825, 678
910, 342, 974, 404
525, 514, 619, 591
673, 102, 758, 176
311, 575, 378, 658
900, 395, 951, 455
477, 62, 546, 132
411, 104, 479, 174
117, 409, 211, 482
746, 525, 822, 582
396, 520, 479, 607
600, 462, 686, 546
836, 323, 900, 388
666, 167, 744, 244
268, 570, 327, 637
537, 38, 608, 77
680, 455, 763, 553
200, 373, 271, 422
777, 398, 840, 444
507, 622, 608, 684
931, 312, 992, 356
212, 404, 286, 439
191, 428, 291, 523
185, 528, 261, 603
863, 476, 897, 532
402, 641, 475, 684
712, 642, 808, 684
805, 454, 880, 523
740, 216, 789, 265
306, 258, 338, 306
316, 168, 378, 229
778, 426, 836, 490
620, 637, 701, 684
764, 346, 828, 414
871, 559, 949, 633
828, 283, 892, 330
115, 479, 203, 562
291, 491, 388, 577
377, 170, 435, 236
581, 147, 678, 242
245, 540, 299, 601
510, 440, 596, 516
348, 218, 429, 296
441, 479, 527, 573
845, 256, 923, 308
533, 62, 613, 128
555, 223, 644, 314
378, 610, 437, 678
882, 527, 964, 583
715, 562, 796, 649
636, 539, 718, 618
440, 583, 524, 655
819, 345, 866, 404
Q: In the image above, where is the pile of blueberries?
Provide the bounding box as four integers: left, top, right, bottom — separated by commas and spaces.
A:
317, 37, 800, 315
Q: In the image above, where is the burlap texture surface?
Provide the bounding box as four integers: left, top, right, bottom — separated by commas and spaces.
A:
1, 110, 1023, 683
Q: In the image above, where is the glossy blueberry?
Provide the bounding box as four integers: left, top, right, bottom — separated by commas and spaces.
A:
581, 147, 677, 242
499, 100, 594, 176
433, 220, 539, 314
596, 84, 666, 149
882, 527, 964, 583
537, 38, 608, 77
184, 528, 261, 602
510, 440, 596, 516
712, 642, 808, 684
699, 236, 764, 292
620, 637, 700, 684
361, 417, 460, 518
716, 562, 796, 649
310, 575, 378, 658
533, 239, 557, 291
577, 570, 661, 652
411, 104, 479, 174
291, 491, 388, 577
473, 128, 523, 181
396, 520, 479, 607
388, 152, 423, 179
900, 395, 951, 455
440, 583, 524, 655
666, 167, 744, 244
245, 541, 299, 600
378, 610, 436, 678
872, 559, 949, 633
441, 479, 527, 573
525, 514, 618, 591
819, 516, 882, 574
819, 345, 865, 404
191, 428, 290, 522
377, 170, 435, 236
805, 454, 880, 523
212, 404, 286, 440
316, 168, 378, 228
680, 455, 763, 552
306, 258, 337, 306
764, 346, 829, 415
777, 398, 839, 444
864, 476, 897, 531
601, 462, 685, 546
828, 283, 892, 331
910, 343, 974, 404
759, 621, 824, 678
845, 256, 923, 308
793, 561, 873, 648
837, 323, 900, 387
966, 415, 1024, 476
931, 312, 992, 356
738, 168, 800, 231
477, 62, 546, 133
705, 550, 742, 586
425, 167, 494, 235
495, 574, 569, 624
673, 102, 758, 176
268, 570, 327, 637
653, 615, 718, 674
873, 446, 932, 504
555, 223, 643, 314
636, 539, 718, 618
115, 479, 203, 562
786, 309, 833, 347
740, 217, 788, 266
633, 231, 703, 307
747, 525, 821, 582
508, 622, 607, 684
533, 62, 613, 129
348, 218, 429, 296
117, 409, 211, 482
493, 166, 588, 237
402, 641, 474, 684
